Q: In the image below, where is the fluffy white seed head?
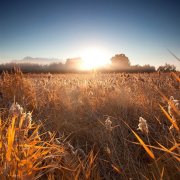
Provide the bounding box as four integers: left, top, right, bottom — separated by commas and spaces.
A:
168, 96, 179, 116
24, 112, 32, 129
105, 117, 113, 131
168, 96, 179, 129
9, 102, 23, 117
137, 117, 149, 134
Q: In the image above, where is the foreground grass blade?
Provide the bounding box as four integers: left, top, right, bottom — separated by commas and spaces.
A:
6, 116, 16, 161
111, 164, 121, 174
171, 72, 180, 82
123, 121, 155, 160
131, 129, 155, 159
159, 105, 179, 131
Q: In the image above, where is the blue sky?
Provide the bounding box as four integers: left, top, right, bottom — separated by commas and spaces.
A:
0, 0, 180, 69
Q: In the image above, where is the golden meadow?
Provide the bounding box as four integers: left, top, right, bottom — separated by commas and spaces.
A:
0, 70, 179, 179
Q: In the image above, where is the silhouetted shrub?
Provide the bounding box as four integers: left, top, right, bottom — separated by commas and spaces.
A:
157, 63, 176, 72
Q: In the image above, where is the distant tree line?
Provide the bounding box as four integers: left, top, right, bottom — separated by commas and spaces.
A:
0, 54, 176, 73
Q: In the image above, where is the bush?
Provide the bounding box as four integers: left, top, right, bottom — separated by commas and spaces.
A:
157, 63, 176, 72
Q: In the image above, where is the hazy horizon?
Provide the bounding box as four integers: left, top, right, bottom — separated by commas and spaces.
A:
0, 54, 179, 70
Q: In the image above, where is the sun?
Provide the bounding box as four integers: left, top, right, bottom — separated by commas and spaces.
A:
81, 47, 109, 70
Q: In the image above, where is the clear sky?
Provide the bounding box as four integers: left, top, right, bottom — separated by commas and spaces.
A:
0, 0, 180, 69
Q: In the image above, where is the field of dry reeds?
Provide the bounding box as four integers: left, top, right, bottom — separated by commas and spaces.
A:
0, 70, 179, 179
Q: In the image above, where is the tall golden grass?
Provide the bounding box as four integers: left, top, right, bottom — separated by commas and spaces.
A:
0, 70, 179, 179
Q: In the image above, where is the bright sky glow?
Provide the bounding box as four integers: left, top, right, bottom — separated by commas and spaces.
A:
81, 47, 110, 70
0, 0, 180, 69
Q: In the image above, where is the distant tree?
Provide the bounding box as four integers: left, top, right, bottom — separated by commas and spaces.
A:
65, 57, 83, 71
111, 54, 130, 69
157, 63, 176, 72
48, 62, 64, 72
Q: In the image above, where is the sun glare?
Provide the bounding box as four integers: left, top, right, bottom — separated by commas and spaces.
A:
81, 47, 109, 70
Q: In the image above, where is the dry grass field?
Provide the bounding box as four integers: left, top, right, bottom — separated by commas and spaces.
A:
0, 70, 179, 179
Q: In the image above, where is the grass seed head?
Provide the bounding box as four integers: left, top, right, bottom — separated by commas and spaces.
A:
137, 117, 149, 134
9, 102, 23, 117
105, 117, 113, 131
